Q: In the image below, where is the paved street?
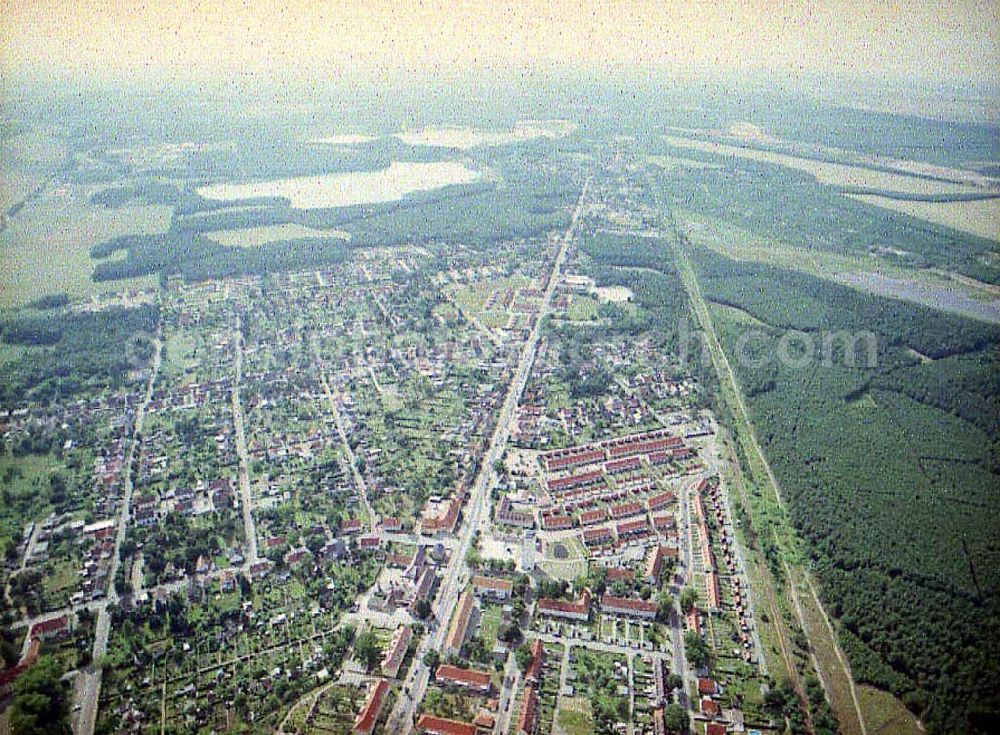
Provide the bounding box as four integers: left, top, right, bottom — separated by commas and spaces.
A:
386, 179, 590, 734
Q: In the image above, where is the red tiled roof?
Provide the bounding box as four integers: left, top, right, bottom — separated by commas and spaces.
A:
525, 639, 544, 683
609, 501, 643, 518
435, 664, 491, 690
445, 590, 474, 652
698, 677, 718, 695
353, 678, 389, 734
472, 575, 513, 592
517, 684, 538, 735
537, 588, 591, 619
601, 594, 658, 615
416, 714, 477, 735
30, 616, 68, 637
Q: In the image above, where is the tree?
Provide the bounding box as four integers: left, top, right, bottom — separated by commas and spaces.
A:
10, 656, 71, 735
413, 598, 432, 620
662, 703, 689, 733
514, 643, 533, 673
354, 631, 382, 671
684, 631, 710, 669
679, 587, 698, 613
423, 650, 440, 671
656, 592, 674, 623
498, 623, 522, 645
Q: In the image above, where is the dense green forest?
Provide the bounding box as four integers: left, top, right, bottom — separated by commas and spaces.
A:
684, 244, 1000, 733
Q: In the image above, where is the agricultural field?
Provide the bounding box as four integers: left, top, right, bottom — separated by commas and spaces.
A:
0, 184, 169, 307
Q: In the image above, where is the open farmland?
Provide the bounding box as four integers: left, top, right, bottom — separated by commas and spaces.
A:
0, 185, 169, 306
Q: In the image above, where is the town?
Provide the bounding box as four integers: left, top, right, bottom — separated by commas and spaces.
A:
0, 145, 792, 735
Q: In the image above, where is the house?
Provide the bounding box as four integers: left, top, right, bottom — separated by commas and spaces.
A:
578, 508, 607, 526
471, 575, 513, 601
516, 684, 538, 735
542, 514, 574, 531
609, 501, 644, 520
445, 589, 474, 655
358, 535, 381, 551
581, 526, 612, 547
29, 615, 70, 642
652, 514, 676, 534
542, 447, 604, 472
537, 589, 591, 622
546, 469, 603, 494
381, 625, 412, 678
604, 567, 635, 583
647, 491, 675, 511
601, 594, 658, 619
496, 496, 534, 528
409, 568, 438, 614
219, 571, 236, 592
340, 519, 362, 535
265, 535, 286, 551
616, 518, 649, 541
524, 639, 544, 685
248, 560, 272, 579
380, 516, 402, 532
284, 547, 311, 566
701, 698, 721, 718
605, 456, 641, 474
421, 496, 463, 535
706, 570, 722, 611
473, 711, 495, 730
416, 714, 476, 735
706, 723, 728, 735
698, 677, 718, 696
645, 546, 677, 585
434, 664, 492, 694
353, 678, 389, 734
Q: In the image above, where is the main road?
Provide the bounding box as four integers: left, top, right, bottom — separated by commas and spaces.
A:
74, 331, 162, 735
386, 179, 590, 734
231, 314, 260, 565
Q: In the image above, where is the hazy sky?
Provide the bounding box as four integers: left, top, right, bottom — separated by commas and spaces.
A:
1, 0, 997, 89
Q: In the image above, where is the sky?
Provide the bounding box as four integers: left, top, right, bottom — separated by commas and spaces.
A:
0, 0, 997, 91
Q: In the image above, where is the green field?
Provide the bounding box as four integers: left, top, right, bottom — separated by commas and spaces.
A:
0, 184, 169, 307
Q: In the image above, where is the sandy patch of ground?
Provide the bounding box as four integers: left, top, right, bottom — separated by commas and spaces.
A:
397, 119, 575, 149
665, 134, 984, 197
593, 285, 633, 303
847, 193, 999, 241
204, 223, 351, 247
307, 134, 375, 145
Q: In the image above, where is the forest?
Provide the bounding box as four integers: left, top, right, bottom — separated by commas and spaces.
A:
684, 243, 1000, 733
0, 304, 159, 406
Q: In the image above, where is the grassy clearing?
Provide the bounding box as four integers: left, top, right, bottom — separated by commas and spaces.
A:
794, 571, 865, 735
553, 696, 594, 735
566, 294, 599, 321
540, 536, 589, 582
858, 685, 924, 735
677, 209, 999, 316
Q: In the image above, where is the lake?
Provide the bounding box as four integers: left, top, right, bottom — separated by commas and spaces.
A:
197, 161, 480, 209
